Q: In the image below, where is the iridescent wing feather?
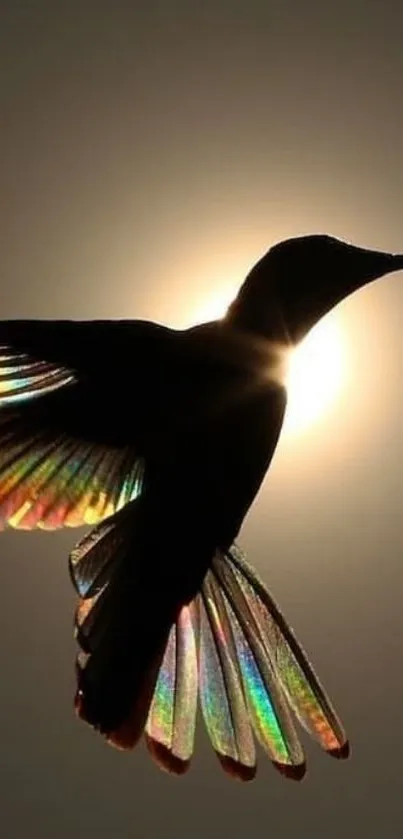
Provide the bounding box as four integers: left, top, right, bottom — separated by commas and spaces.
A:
0, 412, 143, 530
0, 347, 75, 404
0, 319, 174, 529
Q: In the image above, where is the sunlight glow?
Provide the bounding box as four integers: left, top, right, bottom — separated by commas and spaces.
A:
283, 315, 346, 436
192, 285, 236, 324
191, 289, 346, 438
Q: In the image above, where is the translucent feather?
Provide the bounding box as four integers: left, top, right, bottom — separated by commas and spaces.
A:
69, 510, 131, 598
142, 546, 348, 781
0, 419, 143, 531
0, 349, 75, 405
198, 575, 256, 779
203, 564, 304, 777
145, 606, 198, 774
0, 337, 144, 531
215, 547, 348, 756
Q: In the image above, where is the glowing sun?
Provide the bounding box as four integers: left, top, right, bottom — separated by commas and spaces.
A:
283, 315, 346, 435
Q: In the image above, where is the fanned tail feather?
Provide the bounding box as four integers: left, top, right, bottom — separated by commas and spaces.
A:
145, 547, 348, 780
71, 521, 348, 781
219, 547, 349, 759
145, 605, 198, 775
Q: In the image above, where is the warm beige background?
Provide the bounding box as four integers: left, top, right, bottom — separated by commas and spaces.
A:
1, 2, 403, 837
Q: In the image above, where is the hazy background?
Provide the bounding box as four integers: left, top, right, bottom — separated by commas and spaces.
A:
1, 2, 403, 837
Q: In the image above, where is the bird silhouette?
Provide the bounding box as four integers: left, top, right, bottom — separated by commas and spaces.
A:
0, 234, 402, 782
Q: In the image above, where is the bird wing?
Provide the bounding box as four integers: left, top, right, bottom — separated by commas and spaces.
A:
0, 319, 175, 530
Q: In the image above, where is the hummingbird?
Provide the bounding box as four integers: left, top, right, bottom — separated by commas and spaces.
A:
0, 234, 402, 782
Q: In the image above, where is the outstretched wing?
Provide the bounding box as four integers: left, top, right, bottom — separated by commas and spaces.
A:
0, 319, 176, 529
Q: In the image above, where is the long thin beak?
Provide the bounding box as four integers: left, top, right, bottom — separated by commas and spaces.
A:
352, 248, 403, 287
391, 253, 403, 270
292, 246, 403, 345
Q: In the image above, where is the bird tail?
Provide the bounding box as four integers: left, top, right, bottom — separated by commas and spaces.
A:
71, 508, 349, 781
71, 499, 178, 750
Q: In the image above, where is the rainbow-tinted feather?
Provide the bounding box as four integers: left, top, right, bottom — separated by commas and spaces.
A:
222, 595, 303, 769
0, 436, 143, 530
0, 346, 143, 530
198, 575, 256, 779
142, 546, 348, 780
224, 547, 346, 754
145, 606, 198, 773
0, 350, 74, 404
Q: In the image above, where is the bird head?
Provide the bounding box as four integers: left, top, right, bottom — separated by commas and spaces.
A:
227, 235, 403, 345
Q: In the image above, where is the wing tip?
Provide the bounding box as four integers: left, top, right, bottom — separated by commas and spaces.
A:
216, 753, 256, 782
327, 739, 351, 760
145, 735, 191, 776
273, 760, 307, 781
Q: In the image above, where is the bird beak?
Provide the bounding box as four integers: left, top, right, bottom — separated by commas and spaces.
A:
391, 253, 403, 271
290, 246, 403, 345
348, 247, 403, 287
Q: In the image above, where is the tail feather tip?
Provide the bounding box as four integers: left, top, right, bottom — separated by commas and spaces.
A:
328, 740, 351, 760
145, 735, 190, 776
217, 754, 256, 782
273, 761, 307, 781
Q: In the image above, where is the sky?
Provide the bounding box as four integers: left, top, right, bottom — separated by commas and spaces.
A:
1, 1, 403, 837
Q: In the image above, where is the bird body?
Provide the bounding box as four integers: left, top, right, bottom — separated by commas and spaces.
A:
1, 234, 402, 780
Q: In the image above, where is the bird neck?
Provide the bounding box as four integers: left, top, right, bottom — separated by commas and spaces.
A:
225, 271, 292, 347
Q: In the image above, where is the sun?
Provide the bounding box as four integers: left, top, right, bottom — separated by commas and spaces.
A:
283, 314, 346, 436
